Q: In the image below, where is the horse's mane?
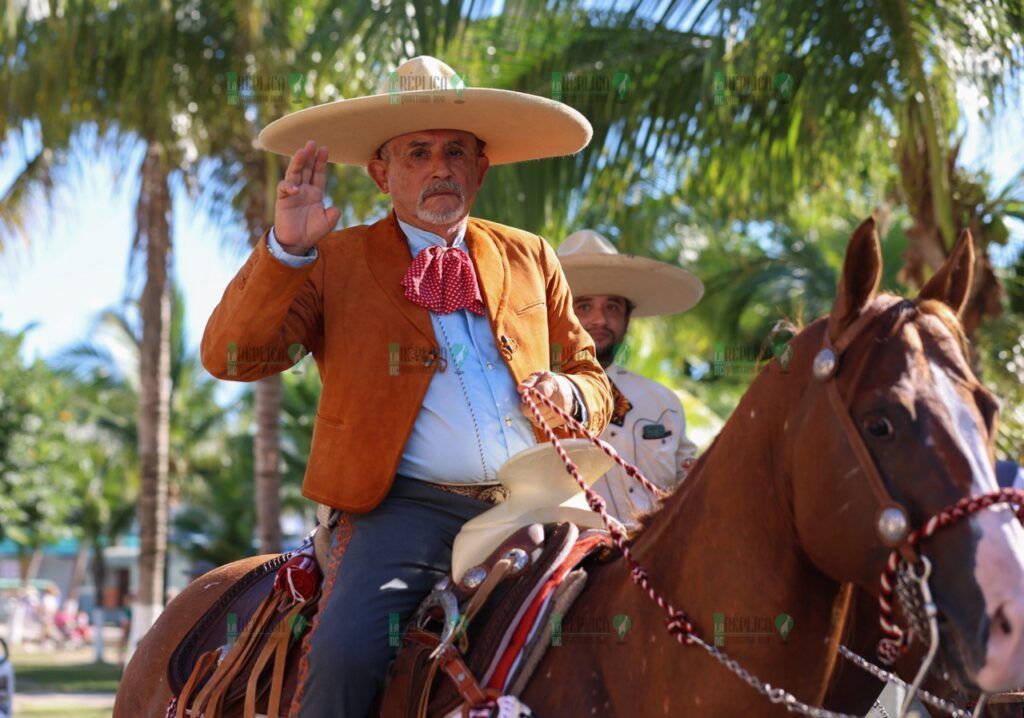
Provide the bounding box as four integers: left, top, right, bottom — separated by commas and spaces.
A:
914, 297, 970, 359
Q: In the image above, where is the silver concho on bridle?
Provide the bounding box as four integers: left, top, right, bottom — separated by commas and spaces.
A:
813, 347, 838, 380
877, 506, 909, 545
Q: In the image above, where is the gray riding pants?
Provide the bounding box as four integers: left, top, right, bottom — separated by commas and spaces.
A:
295, 475, 492, 717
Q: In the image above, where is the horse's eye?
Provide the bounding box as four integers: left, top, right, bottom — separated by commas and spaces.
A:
864, 416, 894, 439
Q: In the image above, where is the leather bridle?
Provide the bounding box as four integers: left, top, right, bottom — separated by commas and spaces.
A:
811, 297, 1024, 674
811, 295, 920, 565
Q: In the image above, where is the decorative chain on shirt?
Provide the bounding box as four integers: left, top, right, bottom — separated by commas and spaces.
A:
436, 316, 491, 482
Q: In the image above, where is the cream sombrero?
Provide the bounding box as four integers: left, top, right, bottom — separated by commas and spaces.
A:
450, 439, 620, 582
257, 55, 592, 166
557, 229, 704, 317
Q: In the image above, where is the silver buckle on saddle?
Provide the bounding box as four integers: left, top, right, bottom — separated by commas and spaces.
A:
411, 577, 463, 659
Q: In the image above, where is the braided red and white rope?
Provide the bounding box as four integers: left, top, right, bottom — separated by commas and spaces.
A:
521, 387, 697, 642
876, 487, 1024, 664
551, 396, 673, 500
523, 387, 1024, 681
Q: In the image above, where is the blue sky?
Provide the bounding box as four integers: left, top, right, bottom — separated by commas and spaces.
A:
0, 139, 271, 364
1, 88, 1022, 365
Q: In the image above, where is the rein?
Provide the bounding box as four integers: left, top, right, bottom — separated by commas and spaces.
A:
523, 386, 862, 716
521, 305, 1023, 717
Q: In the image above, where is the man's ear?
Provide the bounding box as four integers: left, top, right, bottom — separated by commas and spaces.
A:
475, 153, 490, 189
367, 157, 389, 193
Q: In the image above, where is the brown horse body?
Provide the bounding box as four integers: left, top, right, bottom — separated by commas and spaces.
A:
118, 219, 1024, 717
116, 321, 854, 717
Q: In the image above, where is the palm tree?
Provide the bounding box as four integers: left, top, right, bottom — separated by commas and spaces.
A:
150, 1, 710, 559
132, 143, 174, 647
186, 2, 349, 554
439, 2, 1022, 451
56, 286, 227, 640
67, 444, 138, 663
1, 0, 237, 648
174, 432, 258, 567
5, 1, 1022, 630
666, 0, 1024, 334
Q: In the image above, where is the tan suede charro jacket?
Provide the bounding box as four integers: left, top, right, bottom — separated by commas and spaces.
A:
201, 211, 613, 512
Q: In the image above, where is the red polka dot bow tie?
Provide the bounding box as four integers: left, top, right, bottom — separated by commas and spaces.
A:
401, 244, 486, 316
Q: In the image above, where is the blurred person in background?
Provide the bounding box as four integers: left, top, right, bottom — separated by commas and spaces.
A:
557, 229, 704, 528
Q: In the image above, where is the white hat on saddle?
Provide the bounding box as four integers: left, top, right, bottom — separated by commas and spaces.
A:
557, 229, 704, 317
257, 55, 593, 166
450, 440, 620, 583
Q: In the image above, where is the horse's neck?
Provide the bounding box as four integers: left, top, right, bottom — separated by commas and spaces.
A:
632, 368, 801, 580
627, 364, 845, 697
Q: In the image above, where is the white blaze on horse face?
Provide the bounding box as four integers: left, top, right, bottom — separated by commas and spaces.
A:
929, 359, 1024, 691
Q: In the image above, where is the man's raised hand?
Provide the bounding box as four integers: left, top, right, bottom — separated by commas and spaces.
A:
274, 140, 342, 255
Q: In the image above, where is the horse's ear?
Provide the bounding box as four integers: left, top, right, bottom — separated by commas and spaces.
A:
828, 217, 883, 344
916, 229, 975, 316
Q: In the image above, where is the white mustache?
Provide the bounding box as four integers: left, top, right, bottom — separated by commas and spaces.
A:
419, 181, 465, 203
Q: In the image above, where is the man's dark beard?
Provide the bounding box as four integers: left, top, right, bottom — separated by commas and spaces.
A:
596, 342, 624, 367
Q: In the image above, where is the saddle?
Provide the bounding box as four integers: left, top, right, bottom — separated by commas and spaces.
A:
167, 520, 611, 718
380, 521, 614, 718
167, 549, 321, 718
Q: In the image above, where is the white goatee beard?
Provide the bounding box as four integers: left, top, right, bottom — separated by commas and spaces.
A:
416, 200, 465, 226
416, 180, 467, 227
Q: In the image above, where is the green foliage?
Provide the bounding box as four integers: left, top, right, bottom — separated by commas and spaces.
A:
171, 360, 323, 565
53, 290, 234, 563
279, 361, 323, 511
174, 433, 258, 565
0, 327, 78, 548
2, 1, 1023, 549
978, 269, 1024, 462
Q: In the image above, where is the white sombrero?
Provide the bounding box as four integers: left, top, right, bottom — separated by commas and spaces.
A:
257, 55, 592, 166
557, 229, 704, 317
450, 439, 619, 583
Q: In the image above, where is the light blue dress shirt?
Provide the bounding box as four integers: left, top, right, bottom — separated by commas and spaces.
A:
268, 221, 544, 484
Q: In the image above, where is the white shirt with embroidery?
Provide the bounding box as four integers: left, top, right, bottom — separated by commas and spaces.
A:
591, 363, 698, 527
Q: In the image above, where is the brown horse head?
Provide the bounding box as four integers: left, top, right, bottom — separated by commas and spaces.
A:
784, 217, 1024, 693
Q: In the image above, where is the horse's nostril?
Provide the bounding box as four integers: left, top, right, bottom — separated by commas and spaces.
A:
993, 605, 1013, 636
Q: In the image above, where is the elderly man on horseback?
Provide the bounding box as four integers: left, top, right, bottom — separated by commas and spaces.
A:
198, 56, 613, 715
556, 229, 703, 527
